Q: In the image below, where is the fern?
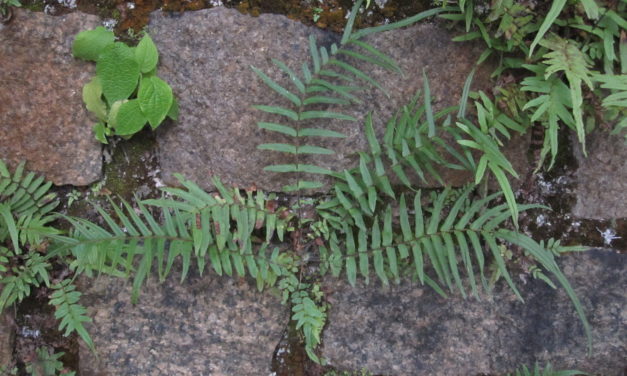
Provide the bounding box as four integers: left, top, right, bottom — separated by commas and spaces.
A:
540, 35, 596, 153
594, 73, 627, 140
318, 186, 591, 349
51, 175, 293, 302
0, 251, 51, 312
49, 280, 94, 353
24, 346, 76, 376
521, 64, 575, 169
252, 0, 444, 192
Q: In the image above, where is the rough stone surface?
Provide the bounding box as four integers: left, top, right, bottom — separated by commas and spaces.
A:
321, 249, 626, 375
151, 8, 529, 192
78, 271, 288, 376
0, 312, 14, 368
573, 131, 627, 219
0, 9, 102, 186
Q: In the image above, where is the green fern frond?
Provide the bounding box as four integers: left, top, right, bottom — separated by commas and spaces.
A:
455, 121, 520, 227
0, 252, 51, 312
0, 160, 58, 217
595, 73, 627, 140
321, 189, 542, 298
522, 64, 575, 169
540, 35, 596, 153
318, 187, 591, 350
252, 0, 444, 192
53, 175, 292, 302
49, 279, 94, 353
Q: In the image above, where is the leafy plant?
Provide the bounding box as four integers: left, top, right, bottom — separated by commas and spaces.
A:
251, 0, 444, 192
250, 0, 593, 361
24, 347, 75, 376
0, 160, 93, 365
439, 0, 627, 169
72, 28, 178, 143
0, 0, 20, 19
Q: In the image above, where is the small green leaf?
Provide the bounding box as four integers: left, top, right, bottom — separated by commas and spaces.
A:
138, 76, 173, 128
135, 33, 159, 73
251, 66, 301, 106
253, 105, 299, 121
297, 145, 334, 155
529, 0, 566, 56
114, 100, 148, 136
167, 97, 179, 121
299, 128, 346, 138
97, 43, 140, 104
72, 26, 115, 61
258, 122, 297, 137
300, 111, 356, 121
82, 77, 107, 121
93, 122, 108, 144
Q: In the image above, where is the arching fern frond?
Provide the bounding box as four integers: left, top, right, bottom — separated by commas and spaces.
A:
317, 187, 591, 349
540, 35, 596, 153
53, 175, 292, 302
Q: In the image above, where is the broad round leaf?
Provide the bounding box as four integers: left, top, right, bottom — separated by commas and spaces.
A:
114, 100, 147, 136
138, 76, 173, 128
72, 27, 115, 61
82, 77, 107, 121
135, 34, 159, 73
97, 43, 140, 104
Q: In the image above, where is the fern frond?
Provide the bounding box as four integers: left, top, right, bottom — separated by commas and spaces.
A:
0, 160, 58, 217
541, 35, 596, 152
0, 252, 50, 312
595, 73, 627, 140
522, 64, 575, 168
318, 187, 591, 350
252, 0, 444, 192
455, 121, 520, 226
49, 279, 94, 353
52, 175, 292, 302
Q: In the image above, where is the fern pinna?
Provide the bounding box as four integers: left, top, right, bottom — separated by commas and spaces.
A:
252, 0, 444, 192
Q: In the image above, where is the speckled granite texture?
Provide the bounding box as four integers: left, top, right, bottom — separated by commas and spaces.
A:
573, 131, 627, 219
0, 312, 14, 368
0, 10, 102, 186
321, 249, 626, 375
150, 8, 529, 192
78, 271, 288, 375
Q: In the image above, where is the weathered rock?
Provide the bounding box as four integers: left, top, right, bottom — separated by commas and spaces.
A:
0, 311, 14, 369
321, 249, 626, 375
0, 9, 102, 186
78, 271, 288, 375
573, 131, 627, 219
151, 8, 529, 192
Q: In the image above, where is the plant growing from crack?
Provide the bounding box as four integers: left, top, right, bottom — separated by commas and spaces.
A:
72, 27, 178, 143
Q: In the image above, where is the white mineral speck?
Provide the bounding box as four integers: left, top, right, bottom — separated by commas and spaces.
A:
102, 18, 118, 31
597, 227, 621, 246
